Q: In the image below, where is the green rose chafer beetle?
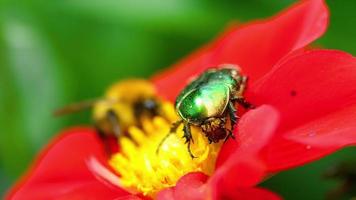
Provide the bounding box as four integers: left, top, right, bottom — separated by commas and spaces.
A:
158, 64, 253, 158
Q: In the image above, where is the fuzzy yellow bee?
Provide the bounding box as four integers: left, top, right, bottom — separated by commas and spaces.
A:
55, 79, 163, 138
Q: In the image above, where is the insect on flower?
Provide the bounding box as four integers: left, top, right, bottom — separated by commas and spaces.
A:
10, 1, 356, 199
158, 64, 253, 158
54, 79, 163, 140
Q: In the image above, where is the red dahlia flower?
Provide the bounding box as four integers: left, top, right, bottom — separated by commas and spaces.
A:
6, 0, 356, 199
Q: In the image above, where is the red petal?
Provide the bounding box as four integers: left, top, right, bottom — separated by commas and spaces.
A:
263, 105, 356, 171
157, 172, 209, 200
157, 171, 282, 200
152, 0, 328, 101
152, 43, 215, 102
157, 172, 281, 200
6, 127, 129, 200
156, 188, 175, 200
260, 138, 336, 172
286, 105, 356, 147
213, 0, 328, 83
248, 50, 356, 171
211, 158, 265, 194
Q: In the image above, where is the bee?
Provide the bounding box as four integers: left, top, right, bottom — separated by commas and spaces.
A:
55, 79, 162, 140
157, 65, 253, 158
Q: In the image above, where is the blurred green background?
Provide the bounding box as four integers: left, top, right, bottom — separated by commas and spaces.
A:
1, 0, 355, 199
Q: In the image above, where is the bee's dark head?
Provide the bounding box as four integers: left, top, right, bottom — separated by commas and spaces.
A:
133, 97, 160, 118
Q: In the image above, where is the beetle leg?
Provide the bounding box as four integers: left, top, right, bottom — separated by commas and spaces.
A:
183, 122, 197, 159
224, 129, 235, 142
232, 97, 255, 109
107, 109, 121, 138
226, 101, 238, 142
228, 101, 238, 128
228, 102, 238, 130
183, 122, 195, 144
233, 75, 255, 109
208, 138, 213, 144
156, 120, 183, 154
187, 140, 196, 159
234, 75, 248, 97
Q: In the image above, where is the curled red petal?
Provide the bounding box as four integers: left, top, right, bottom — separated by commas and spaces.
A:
211, 158, 265, 194
216, 105, 280, 169
157, 172, 281, 200
152, 0, 328, 101
248, 50, 356, 171
173, 172, 209, 200
6, 127, 129, 200
157, 172, 209, 200
156, 187, 175, 200
210, 105, 280, 198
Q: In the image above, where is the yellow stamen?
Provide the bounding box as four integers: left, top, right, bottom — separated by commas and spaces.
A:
109, 102, 222, 197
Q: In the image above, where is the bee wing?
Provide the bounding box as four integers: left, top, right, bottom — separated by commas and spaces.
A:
53, 98, 105, 116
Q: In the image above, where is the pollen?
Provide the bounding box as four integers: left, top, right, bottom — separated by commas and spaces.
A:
109, 102, 222, 197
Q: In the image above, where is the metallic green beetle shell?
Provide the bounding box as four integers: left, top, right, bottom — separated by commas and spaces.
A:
175, 68, 239, 124
176, 84, 230, 123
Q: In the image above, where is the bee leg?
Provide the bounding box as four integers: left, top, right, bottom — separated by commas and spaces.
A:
156, 120, 182, 154
94, 125, 113, 155
107, 109, 121, 138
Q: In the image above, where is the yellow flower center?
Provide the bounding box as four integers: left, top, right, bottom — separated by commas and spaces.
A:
109, 102, 222, 197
